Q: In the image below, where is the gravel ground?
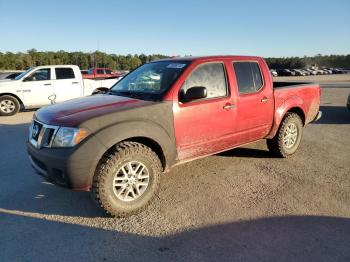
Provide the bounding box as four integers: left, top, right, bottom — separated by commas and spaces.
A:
0, 82, 349, 261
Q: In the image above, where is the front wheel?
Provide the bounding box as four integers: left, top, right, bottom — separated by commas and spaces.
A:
91, 142, 162, 217
267, 113, 303, 158
0, 95, 20, 116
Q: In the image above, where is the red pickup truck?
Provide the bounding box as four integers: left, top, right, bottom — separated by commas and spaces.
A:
83, 68, 121, 79
27, 56, 322, 216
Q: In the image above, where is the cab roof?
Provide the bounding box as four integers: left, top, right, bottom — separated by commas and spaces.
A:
154, 55, 264, 63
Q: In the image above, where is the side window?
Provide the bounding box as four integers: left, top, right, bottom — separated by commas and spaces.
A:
55, 68, 75, 80
233, 62, 263, 94
25, 68, 51, 81
105, 69, 112, 74
251, 62, 263, 90
96, 69, 104, 74
181, 63, 227, 100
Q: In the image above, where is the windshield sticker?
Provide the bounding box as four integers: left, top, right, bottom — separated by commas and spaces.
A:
166, 63, 186, 69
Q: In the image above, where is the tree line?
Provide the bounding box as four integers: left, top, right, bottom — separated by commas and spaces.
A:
0, 49, 169, 71
0, 49, 349, 71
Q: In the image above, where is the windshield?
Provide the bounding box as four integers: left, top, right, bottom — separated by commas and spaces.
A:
14, 68, 32, 80
110, 61, 189, 99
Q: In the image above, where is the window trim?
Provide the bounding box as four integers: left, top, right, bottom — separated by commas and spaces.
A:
232, 60, 265, 96
54, 67, 76, 80
178, 61, 230, 104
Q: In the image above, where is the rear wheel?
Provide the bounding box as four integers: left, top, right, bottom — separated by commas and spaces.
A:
267, 113, 303, 158
91, 141, 162, 217
0, 95, 20, 116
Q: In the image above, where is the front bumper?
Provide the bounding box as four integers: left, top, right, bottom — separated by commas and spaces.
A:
27, 135, 107, 191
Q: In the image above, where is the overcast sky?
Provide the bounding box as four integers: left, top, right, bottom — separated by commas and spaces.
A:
1, 0, 349, 57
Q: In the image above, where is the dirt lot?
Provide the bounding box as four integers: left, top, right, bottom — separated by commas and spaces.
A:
0, 80, 349, 261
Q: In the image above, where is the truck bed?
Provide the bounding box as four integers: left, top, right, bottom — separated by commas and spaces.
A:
273, 81, 313, 89
272, 81, 321, 124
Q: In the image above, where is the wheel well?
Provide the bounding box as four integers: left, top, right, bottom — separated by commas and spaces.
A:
0, 93, 24, 107
103, 137, 167, 171
286, 107, 305, 124
127, 137, 166, 170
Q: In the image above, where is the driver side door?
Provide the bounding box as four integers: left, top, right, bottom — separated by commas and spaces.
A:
21, 68, 54, 107
173, 62, 238, 161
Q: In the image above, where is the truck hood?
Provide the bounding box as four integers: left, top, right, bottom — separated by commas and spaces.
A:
0, 79, 19, 87
35, 94, 157, 126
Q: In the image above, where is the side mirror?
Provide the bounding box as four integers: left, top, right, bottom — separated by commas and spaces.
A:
181, 86, 207, 102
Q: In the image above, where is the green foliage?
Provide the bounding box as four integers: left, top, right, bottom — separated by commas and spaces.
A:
0, 50, 169, 71
0, 50, 349, 70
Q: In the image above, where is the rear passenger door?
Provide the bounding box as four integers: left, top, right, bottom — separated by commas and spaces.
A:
53, 67, 82, 103
232, 61, 274, 143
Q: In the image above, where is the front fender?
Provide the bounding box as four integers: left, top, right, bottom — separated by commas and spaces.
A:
266, 96, 305, 139
93, 120, 177, 169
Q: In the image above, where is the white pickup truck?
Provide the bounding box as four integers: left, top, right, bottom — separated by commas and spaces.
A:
0, 65, 121, 116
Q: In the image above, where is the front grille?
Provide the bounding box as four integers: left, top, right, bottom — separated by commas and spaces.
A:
29, 120, 59, 149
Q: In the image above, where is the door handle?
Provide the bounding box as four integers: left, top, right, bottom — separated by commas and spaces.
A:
223, 103, 235, 110
261, 97, 269, 103
72, 82, 79, 84
44, 83, 52, 86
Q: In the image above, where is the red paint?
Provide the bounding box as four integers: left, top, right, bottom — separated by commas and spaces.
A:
166, 56, 321, 161
83, 68, 121, 79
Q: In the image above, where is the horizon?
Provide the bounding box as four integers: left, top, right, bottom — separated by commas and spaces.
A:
1, 49, 349, 59
0, 0, 349, 57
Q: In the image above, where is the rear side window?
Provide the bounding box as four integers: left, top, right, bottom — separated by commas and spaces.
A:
96, 69, 104, 74
55, 68, 75, 79
233, 62, 263, 94
181, 63, 227, 99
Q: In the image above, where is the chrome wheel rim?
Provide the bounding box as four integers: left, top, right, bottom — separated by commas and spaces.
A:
112, 161, 150, 202
0, 100, 15, 113
283, 123, 298, 149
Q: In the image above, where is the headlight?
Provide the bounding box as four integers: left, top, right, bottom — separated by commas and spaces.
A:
52, 127, 90, 147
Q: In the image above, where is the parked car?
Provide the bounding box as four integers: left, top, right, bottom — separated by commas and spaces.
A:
81, 70, 89, 75
322, 68, 332, 74
292, 69, 306, 76
270, 69, 278, 77
0, 65, 120, 116
300, 69, 310, 76
276, 69, 296, 76
332, 68, 347, 74
315, 69, 325, 75
27, 55, 322, 217
0, 71, 23, 80
306, 69, 318, 75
